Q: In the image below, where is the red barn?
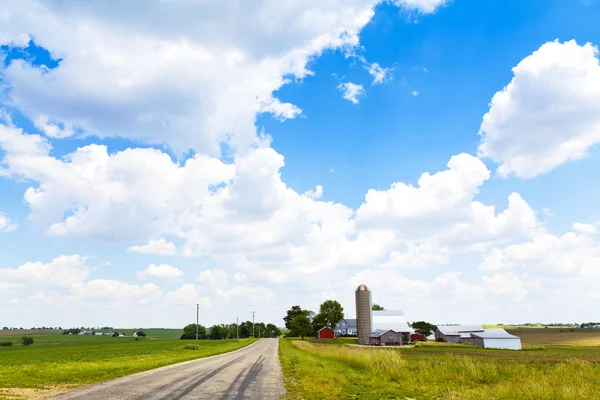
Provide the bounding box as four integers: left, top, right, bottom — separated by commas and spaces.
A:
411, 333, 426, 342
317, 326, 335, 339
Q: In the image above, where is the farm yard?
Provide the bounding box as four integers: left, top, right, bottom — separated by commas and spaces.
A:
279, 328, 600, 400
0, 329, 257, 400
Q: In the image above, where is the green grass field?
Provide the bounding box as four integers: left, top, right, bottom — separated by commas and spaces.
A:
279, 329, 600, 400
0, 329, 257, 400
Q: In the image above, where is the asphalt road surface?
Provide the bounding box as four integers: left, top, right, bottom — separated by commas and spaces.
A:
51, 338, 285, 400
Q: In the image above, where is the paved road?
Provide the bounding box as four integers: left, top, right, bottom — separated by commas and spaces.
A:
51, 339, 285, 400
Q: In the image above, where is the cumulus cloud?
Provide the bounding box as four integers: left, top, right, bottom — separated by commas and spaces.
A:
0, 212, 17, 232
338, 82, 366, 104
572, 222, 598, 235
0, 0, 446, 155
479, 40, 600, 178
129, 238, 178, 255
0, 254, 89, 288
137, 264, 183, 280
165, 284, 212, 308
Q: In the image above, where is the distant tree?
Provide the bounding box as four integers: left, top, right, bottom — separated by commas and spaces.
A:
311, 313, 327, 334
21, 336, 34, 346
209, 325, 228, 340
180, 324, 207, 340
2, 327, 8, 330
265, 323, 281, 338
239, 321, 253, 338
255, 322, 266, 338
372, 304, 385, 311
112, 332, 120, 337
290, 314, 313, 340
412, 321, 437, 337
283, 306, 312, 329
317, 300, 344, 329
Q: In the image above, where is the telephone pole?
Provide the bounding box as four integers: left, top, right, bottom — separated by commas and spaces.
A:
251, 311, 256, 338
196, 303, 199, 349
236, 317, 239, 340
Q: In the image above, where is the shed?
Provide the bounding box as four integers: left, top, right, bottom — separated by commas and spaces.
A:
317, 326, 335, 339
369, 329, 403, 346
372, 310, 413, 335
470, 329, 522, 350
411, 333, 426, 342
435, 325, 483, 343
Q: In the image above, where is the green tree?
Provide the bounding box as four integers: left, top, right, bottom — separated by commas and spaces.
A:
317, 300, 344, 329
311, 313, 327, 334
412, 321, 437, 337
255, 322, 266, 338
283, 306, 311, 329
21, 336, 34, 346
209, 325, 228, 340
134, 331, 146, 337
372, 304, 385, 311
180, 324, 207, 340
265, 323, 281, 338
239, 321, 253, 338
290, 314, 313, 340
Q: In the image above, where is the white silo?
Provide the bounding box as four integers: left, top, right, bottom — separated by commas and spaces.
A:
355, 284, 372, 345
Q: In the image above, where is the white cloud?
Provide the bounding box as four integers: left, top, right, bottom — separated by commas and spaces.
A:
0, 212, 17, 232
366, 63, 391, 84
303, 185, 323, 199
0, 254, 89, 288
71, 279, 162, 303
165, 284, 212, 308
338, 82, 366, 104
412, 90, 419, 96
479, 40, 600, 178
572, 222, 598, 235
0, 0, 444, 155
137, 264, 183, 280
129, 238, 178, 255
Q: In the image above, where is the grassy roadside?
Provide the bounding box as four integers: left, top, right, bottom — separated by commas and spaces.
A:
279, 338, 600, 400
0, 332, 257, 399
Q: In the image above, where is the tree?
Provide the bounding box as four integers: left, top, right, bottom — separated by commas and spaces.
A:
372, 304, 385, 311
134, 331, 146, 337
180, 324, 207, 340
265, 323, 281, 338
317, 300, 344, 329
290, 314, 313, 340
283, 306, 311, 329
311, 313, 327, 334
209, 325, 228, 340
412, 321, 437, 337
21, 336, 34, 346
239, 321, 253, 338
255, 322, 266, 338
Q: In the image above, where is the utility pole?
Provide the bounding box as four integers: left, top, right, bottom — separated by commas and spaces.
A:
251, 311, 256, 338
236, 317, 239, 340
196, 303, 199, 349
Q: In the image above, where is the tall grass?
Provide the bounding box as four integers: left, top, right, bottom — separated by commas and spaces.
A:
280, 339, 600, 400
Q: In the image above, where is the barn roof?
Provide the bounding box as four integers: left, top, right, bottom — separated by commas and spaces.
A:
471, 329, 520, 339
317, 326, 334, 332
370, 329, 397, 337
436, 325, 483, 335
345, 319, 357, 329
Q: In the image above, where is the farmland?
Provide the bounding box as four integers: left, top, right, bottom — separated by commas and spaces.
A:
0, 329, 257, 400
279, 329, 600, 399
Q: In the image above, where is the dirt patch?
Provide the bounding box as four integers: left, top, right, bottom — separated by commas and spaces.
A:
0, 386, 76, 400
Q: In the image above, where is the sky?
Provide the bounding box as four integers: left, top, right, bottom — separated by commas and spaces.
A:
1, 0, 600, 329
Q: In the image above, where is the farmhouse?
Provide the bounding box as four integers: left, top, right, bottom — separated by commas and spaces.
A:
334, 318, 357, 336
369, 329, 403, 346
317, 326, 335, 339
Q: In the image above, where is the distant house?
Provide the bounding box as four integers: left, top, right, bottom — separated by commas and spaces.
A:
317, 327, 335, 339
435, 326, 521, 350
334, 318, 357, 336
369, 329, 403, 346
118, 333, 125, 337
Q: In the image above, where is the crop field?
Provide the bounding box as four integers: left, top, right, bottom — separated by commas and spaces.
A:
0, 330, 257, 400
279, 329, 600, 400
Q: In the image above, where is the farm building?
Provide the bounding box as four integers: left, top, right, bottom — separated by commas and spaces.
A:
435, 325, 484, 343
435, 326, 521, 350
317, 326, 335, 339
372, 310, 414, 335
411, 333, 426, 342
334, 318, 357, 336
468, 329, 522, 350
369, 329, 403, 346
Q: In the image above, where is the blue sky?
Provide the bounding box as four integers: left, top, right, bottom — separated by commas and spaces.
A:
1, 0, 600, 328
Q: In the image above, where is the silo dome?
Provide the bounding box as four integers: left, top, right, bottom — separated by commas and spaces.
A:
356, 284, 369, 291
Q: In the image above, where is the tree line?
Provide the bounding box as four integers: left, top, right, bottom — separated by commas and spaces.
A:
180, 321, 281, 340
283, 300, 345, 339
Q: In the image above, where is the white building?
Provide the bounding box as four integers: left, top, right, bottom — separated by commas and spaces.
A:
372, 310, 413, 334
469, 329, 522, 350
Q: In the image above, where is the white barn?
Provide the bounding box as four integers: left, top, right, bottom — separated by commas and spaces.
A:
372, 310, 413, 335
469, 329, 522, 350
